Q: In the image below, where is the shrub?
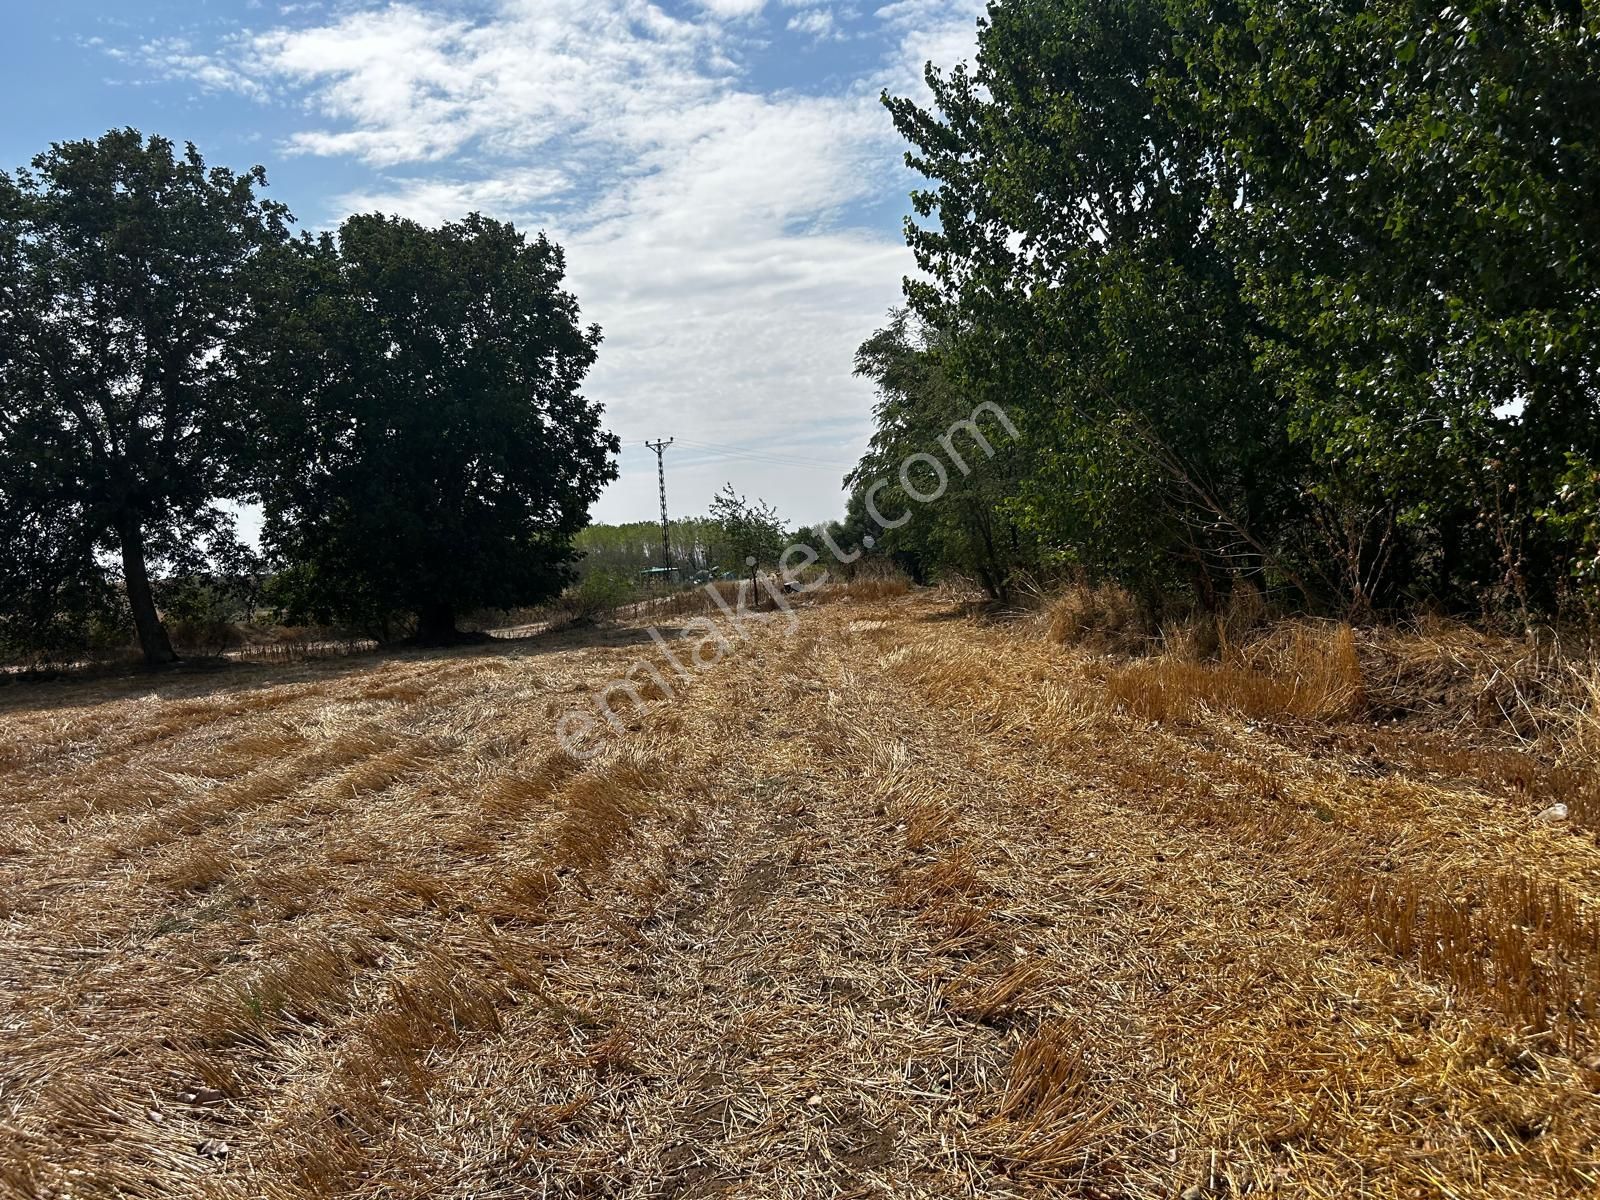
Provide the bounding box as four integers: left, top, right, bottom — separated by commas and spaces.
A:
556, 571, 637, 625
168, 616, 245, 657
160, 576, 254, 657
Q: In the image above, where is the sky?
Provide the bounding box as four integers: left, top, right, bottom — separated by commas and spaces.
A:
2, 0, 986, 528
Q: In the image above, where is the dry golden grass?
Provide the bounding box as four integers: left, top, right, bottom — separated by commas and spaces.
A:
817, 574, 913, 604
1047, 579, 1152, 653
1336, 869, 1600, 1051
1104, 621, 1367, 722
3, 591, 1599, 1198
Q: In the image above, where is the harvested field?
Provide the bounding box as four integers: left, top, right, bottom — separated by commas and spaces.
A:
2, 592, 1598, 1198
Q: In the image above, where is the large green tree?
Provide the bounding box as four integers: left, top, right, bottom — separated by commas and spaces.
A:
874, 0, 1600, 619
248, 212, 618, 643
848, 309, 1031, 602
0, 129, 288, 664
882, 0, 1305, 607
1174, 0, 1600, 615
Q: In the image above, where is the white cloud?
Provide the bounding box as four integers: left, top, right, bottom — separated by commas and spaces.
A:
120, 36, 272, 101
875, 0, 984, 97
693, 0, 770, 17
787, 7, 839, 40
128, 0, 988, 523
245, 1, 730, 168
334, 166, 573, 222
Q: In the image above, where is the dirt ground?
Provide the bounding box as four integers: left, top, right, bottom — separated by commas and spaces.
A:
2, 592, 1598, 1198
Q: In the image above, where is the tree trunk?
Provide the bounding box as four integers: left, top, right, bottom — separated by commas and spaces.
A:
416, 601, 458, 645
115, 513, 178, 668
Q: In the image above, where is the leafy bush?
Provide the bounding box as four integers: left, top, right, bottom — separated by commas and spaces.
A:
556, 571, 637, 625
158, 575, 255, 657
1541, 455, 1600, 613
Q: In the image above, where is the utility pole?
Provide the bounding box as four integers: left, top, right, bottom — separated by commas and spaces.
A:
645, 438, 673, 577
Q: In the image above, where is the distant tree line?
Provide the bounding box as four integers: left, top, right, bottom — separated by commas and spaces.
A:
854, 0, 1600, 623
577, 497, 809, 585
574, 517, 733, 579
0, 129, 618, 665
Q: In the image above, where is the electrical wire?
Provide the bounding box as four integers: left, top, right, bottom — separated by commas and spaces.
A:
679, 450, 843, 474
621, 439, 849, 473
675, 437, 844, 467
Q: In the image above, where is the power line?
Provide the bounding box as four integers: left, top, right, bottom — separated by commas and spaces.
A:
621, 438, 851, 472
644, 438, 673, 571
675, 437, 844, 468
671, 444, 849, 473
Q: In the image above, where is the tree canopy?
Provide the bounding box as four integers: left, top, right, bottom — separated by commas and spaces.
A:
862, 0, 1600, 621
247, 212, 618, 643
708, 484, 787, 589
0, 129, 288, 664
848, 310, 1034, 602
0, 131, 619, 663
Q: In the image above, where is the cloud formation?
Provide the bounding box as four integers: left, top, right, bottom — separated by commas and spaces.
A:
129, 0, 984, 523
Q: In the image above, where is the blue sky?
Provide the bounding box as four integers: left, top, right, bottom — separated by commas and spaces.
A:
3, 0, 985, 526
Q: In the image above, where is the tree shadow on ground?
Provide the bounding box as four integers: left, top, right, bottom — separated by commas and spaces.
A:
0, 620, 689, 716
912, 598, 1021, 624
